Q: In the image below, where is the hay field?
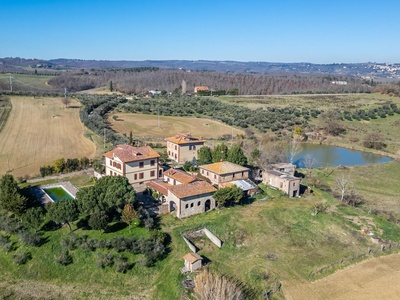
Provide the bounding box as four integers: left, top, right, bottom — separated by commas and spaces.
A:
0, 96, 96, 177
284, 253, 400, 300
108, 113, 244, 142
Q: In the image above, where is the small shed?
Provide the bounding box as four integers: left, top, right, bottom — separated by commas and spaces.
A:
183, 252, 203, 272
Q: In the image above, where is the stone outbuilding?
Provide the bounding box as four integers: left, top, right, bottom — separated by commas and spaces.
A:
263, 170, 301, 197
183, 252, 203, 272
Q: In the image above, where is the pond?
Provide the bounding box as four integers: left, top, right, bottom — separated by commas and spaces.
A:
293, 143, 393, 168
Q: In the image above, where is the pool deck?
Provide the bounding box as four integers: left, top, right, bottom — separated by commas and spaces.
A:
31, 181, 78, 204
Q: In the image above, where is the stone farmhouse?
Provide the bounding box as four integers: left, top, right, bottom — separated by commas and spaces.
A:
146, 168, 217, 218
199, 161, 250, 187
263, 170, 301, 197
103, 145, 161, 186
165, 133, 205, 164
271, 163, 296, 176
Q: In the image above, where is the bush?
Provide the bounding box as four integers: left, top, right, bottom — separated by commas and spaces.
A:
55, 250, 73, 266
0, 234, 13, 252
18, 230, 42, 247
12, 250, 32, 265
97, 252, 114, 268
80, 237, 99, 251
88, 211, 109, 231
114, 255, 132, 273
60, 233, 79, 250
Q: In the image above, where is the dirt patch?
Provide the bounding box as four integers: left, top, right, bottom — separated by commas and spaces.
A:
284, 253, 400, 300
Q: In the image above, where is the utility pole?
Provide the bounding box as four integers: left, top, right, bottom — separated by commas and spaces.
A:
103, 128, 106, 149
9, 76, 12, 92
158, 107, 160, 128
231, 117, 234, 143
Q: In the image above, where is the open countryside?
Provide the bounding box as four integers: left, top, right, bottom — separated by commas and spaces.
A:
0, 96, 96, 177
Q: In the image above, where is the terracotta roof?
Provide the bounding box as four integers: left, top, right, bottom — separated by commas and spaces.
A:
194, 86, 209, 91
165, 133, 205, 145
146, 180, 169, 196
183, 252, 202, 263
169, 181, 216, 199
164, 168, 197, 184
199, 161, 249, 175
104, 145, 159, 163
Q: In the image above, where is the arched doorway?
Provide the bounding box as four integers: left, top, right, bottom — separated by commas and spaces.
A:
170, 201, 177, 212
205, 199, 211, 212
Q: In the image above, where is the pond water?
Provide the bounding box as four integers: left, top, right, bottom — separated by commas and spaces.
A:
43, 186, 75, 201
293, 143, 393, 168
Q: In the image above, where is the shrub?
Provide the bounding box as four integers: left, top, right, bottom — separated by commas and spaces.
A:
88, 211, 109, 231
55, 250, 73, 266
0, 234, 13, 252
18, 231, 42, 247
97, 252, 114, 268
114, 255, 132, 273
80, 237, 99, 251
12, 250, 32, 265
60, 234, 79, 250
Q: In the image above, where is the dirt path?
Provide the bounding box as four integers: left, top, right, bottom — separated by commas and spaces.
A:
284, 253, 400, 300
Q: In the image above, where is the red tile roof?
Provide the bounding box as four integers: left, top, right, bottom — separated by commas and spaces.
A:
199, 161, 249, 175
146, 180, 169, 196
164, 168, 197, 184
183, 252, 202, 263
104, 145, 159, 163
165, 133, 205, 145
169, 181, 216, 199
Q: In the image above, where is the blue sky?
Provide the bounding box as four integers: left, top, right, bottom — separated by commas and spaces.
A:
2, 0, 400, 63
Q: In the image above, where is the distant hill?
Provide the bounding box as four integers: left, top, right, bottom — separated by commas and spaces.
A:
1, 57, 400, 79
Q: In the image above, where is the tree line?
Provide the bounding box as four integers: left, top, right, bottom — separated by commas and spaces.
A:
48, 69, 372, 95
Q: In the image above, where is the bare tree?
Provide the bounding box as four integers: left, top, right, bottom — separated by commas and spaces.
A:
335, 175, 352, 203
61, 97, 71, 108
303, 154, 316, 170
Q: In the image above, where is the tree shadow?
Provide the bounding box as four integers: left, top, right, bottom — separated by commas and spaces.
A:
105, 222, 128, 233
76, 216, 90, 230
41, 220, 61, 231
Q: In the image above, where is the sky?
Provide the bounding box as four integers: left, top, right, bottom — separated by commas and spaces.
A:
2, 0, 400, 64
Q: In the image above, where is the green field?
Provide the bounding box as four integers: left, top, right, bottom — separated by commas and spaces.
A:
0, 74, 58, 92
0, 96, 11, 132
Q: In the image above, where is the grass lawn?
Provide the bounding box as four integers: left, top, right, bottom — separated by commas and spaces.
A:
0, 74, 57, 91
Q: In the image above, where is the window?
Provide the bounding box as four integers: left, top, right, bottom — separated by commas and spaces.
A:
150, 170, 155, 177
241, 171, 244, 177
207, 172, 209, 176
110, 171, 113, 176
197, 201, 201, 206
233, 173, 235, 178
150, 160, 155, 166
293, 182, 296, 187
280, 182, 283, 188
190, 203, 194, 208
134, 174, 137, 180
201, 170, 204, 174
109, 159, 113, 166
168, 151, 170, 155
189, 145, 196, 150
214, 174, 217, 179
185, 204, 188, 209
139, 173, 144, 179
139, 162, 144, 168
175, 145, 177, 150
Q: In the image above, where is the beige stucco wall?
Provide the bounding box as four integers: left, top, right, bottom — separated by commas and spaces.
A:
168, 191, 215, 218
167, 141, 204, 164
200, 169, 249, 186
105, 157, 159, 184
